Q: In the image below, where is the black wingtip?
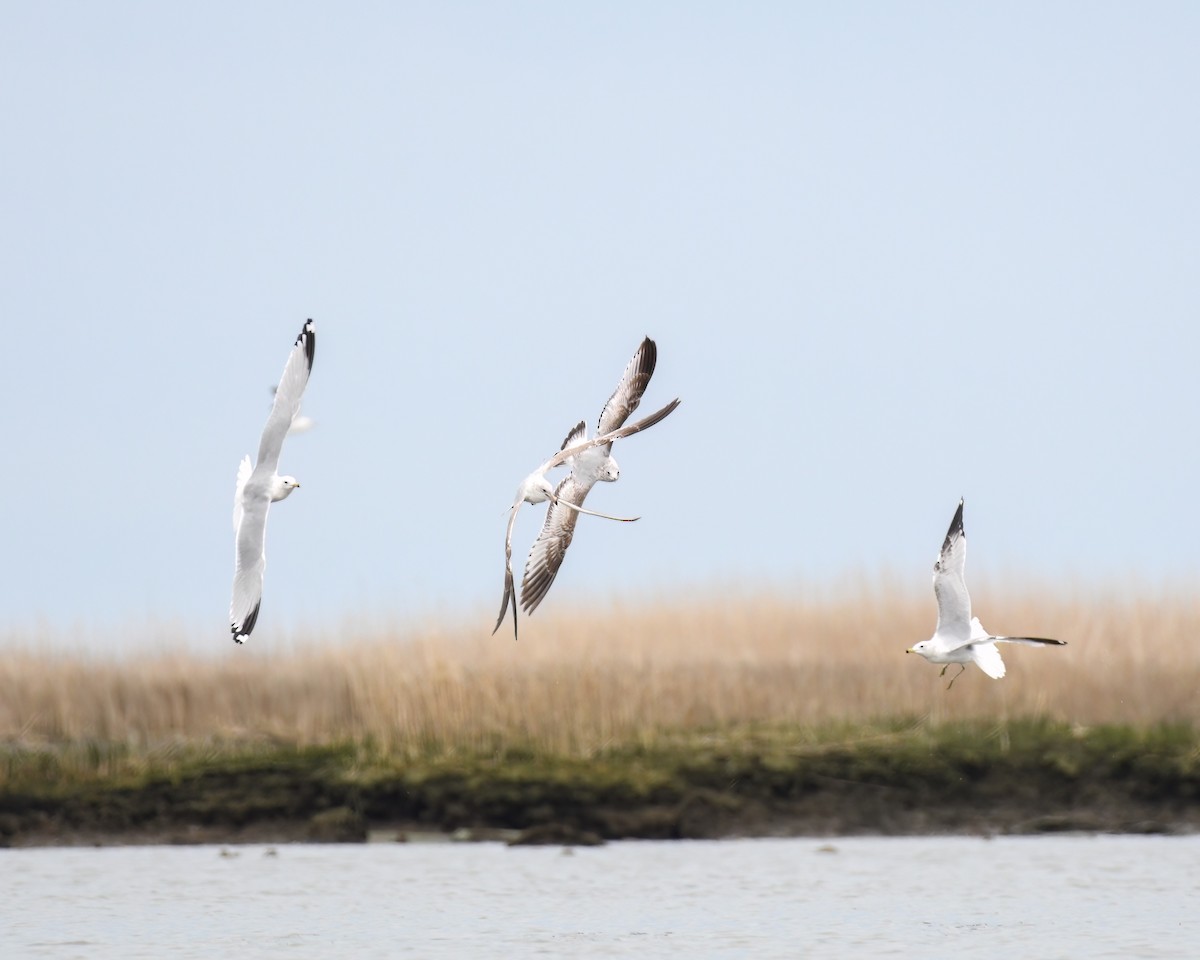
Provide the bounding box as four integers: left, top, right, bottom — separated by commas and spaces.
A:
297, 319, 316, 372
232, 600, 261, 644
637, 336, 657, 377
949, 499, 965, 537
937, 499, 965, 559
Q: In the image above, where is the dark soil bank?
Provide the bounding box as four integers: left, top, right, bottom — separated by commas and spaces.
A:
2, 721, 1198, 846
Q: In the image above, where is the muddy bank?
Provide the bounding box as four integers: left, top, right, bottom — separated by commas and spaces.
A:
2, 721, 1197, 846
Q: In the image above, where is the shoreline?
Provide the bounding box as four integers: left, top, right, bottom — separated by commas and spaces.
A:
6, 810, 1197, 851
3, 720, 1198, 848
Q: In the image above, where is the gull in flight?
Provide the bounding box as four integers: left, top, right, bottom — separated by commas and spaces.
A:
230, 320, 316, 644
494, 394, 681, 639
519, 336, 677, 624
907, 499, 1065, 688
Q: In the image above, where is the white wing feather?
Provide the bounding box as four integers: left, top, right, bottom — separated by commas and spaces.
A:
252, 320, 315, 481
232, 455, 253, 532
231, 495, 269, 642
933, 499, 972, 644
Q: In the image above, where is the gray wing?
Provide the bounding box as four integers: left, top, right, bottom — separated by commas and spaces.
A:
560, 420, 587, 451
254, 320, 315, 478
932, 499, 972, 643
521, 398, 680, 616
493, 498, 523, 639
520, 474, 591, 615
596, 337, 656, 441
231, 493, 269, 643
542, 399, 681, 473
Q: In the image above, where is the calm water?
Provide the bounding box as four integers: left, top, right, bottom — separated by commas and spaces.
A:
3, 835, 1197, 959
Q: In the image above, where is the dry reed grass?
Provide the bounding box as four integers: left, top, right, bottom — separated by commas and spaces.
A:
2, 583, 1197, 757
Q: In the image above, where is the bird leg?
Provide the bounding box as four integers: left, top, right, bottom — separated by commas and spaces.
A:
945, 664, 967, 690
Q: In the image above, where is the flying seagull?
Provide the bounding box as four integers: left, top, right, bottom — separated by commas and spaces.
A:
494, 395, 681, 639
907, 499, 1065, 687
230, 319, 316, 644
519, 336, 676, 621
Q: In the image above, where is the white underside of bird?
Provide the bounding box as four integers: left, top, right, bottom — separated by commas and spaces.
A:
907, 499, 1065, 686
230, 320, 315, 644
910, 614, 1055, 680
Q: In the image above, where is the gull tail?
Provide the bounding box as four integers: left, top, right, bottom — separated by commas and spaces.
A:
971, 642, 1007, 679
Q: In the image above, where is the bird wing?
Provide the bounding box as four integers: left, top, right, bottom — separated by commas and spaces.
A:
540, 399, 682, 473
932, 499, 972, 644
596, 336, 657, 441
232, 455, 253, 532
231, 493, 270, 642
560, 420, 587, 452
519, 398, 680, 617
994, 636, 1067, 647
520, 473, 591, 615
541, 421, 587, 474
253, 320, 316, 479
493, 497, 524, 639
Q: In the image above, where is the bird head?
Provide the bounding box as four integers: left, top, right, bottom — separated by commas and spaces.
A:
272, 476, 301, 502
521, 474, 557, 506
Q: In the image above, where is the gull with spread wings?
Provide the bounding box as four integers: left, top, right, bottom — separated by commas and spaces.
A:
230, 319, 316, 644
907, 499, 1065, 687
494, 389, 680, 640
516, 336, 676, 626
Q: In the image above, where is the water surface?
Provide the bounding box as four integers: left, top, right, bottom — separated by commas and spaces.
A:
4, 835, 1196, 958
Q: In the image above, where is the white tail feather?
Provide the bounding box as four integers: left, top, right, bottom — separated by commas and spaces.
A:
971, 642, 1007, 679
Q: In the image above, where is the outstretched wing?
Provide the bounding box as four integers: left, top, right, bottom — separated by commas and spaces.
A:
254, 320, 316, 479
519, 399, 680, 617
520, 474, 590, 616
540, 399, 681, 474
493, 498, 524, 640
933, 499, 972, 644
232, 455, 253, 532
560, 420, 587, 452
994, 635, 1067, 647
231, 494, 270, 643
596, 337, 656, 442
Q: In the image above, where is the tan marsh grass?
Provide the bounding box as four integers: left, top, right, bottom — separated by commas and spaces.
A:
2, 584, 1197, 756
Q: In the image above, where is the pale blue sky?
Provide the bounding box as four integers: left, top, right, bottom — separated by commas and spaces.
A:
2, 3, 1197, 645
